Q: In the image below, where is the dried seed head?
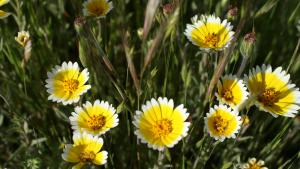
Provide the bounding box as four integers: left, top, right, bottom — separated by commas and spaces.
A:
74, 16, 86, 28
244, 32, 256, 44
163, 3, 174, 15
227, 6, 238, 18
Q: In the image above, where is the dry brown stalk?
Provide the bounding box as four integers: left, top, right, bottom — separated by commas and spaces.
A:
143, 0, 160, 41
122, 32, 141, 95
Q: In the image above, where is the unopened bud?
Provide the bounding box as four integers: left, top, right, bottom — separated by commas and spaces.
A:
163, 3, 174, 15
244, 32, 256, 44
15, 31, 30, 47
227, 6, 238, 20
74, 17, 86, 32
137, 28, 143, 40
240, 31, 256, 58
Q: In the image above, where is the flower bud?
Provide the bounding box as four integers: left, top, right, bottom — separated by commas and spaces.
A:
15, 31, 30, 47
163, 3, 174, 16
227, 6, 238, 20
244, 32, 256, 44
240, 31, 256, 58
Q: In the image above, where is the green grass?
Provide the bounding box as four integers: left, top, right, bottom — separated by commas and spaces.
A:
0, 0, 300, 168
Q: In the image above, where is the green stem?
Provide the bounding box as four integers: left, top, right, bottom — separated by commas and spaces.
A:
163, 51, 171, 97
287, 38, 300, 72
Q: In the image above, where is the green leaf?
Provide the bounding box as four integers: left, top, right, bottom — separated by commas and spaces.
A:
255, 0, 280, 18
78, 41, 88, 68
181, 63, 188, 83
196, 137, 205, 148
221, 162, 232, 169
150, 67, 158, 78
116, 101, 125, 114
165, 149, 172, 162
31, 138, 47, 146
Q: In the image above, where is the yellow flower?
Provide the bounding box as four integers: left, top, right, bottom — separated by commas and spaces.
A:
184, 14, 234, 51
62, 132, 108, 169
0, 0, 10, 19
241, 158, 268, 169
133, 97, 190, 151
216, 75, 249, 109
245, 65, 300, 117
45, 62, 91, 105
15, 31, 30, 47
69, 100, 119, 136
82, 0, 113, 17
205, 104, 242, 141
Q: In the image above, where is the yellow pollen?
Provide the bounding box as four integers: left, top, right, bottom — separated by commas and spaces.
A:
63, 79, 79, 93
87, 115, 106, 130
79, 151, 96, 162
204, 33, 219, 47
91, 6, 104, 15
248, 163, 262, 169
152, 119, 173, 138
221, 88, 234, 101
20, 36, 26, 43
213, 115, 229, 134
258, 88, 279, 106
87, 1, 106, 16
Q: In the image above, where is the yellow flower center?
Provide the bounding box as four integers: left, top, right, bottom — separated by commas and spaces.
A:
204, 33, 219, 47
19, 35, 27, 43
152, 119, 173, 138
79, 151, 96, 162
248, 163, 262, 169
213, 115, 229, 134
221, 88, 234, 101
63, 79, 79, 93
90, 5, 104, 15
87, 0, 108, 16
87, 115, 106, 130
258, 88, 279, 106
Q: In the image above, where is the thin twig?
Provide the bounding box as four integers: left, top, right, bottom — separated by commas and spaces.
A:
141, 23, 166, 75
122, 33, 141, 95
236, 56, 249, 78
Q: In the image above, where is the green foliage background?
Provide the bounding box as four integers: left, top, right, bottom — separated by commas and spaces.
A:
0, 0, 300, 168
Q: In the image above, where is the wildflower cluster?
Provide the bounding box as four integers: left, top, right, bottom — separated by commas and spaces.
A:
43, 2, 117, 168
45, 61, 117, 168
44, 2, 188, 168
41, 3, 299, 168
184, 15, 300, 144
1, 0, 299, 168
45, 61, 191, 154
